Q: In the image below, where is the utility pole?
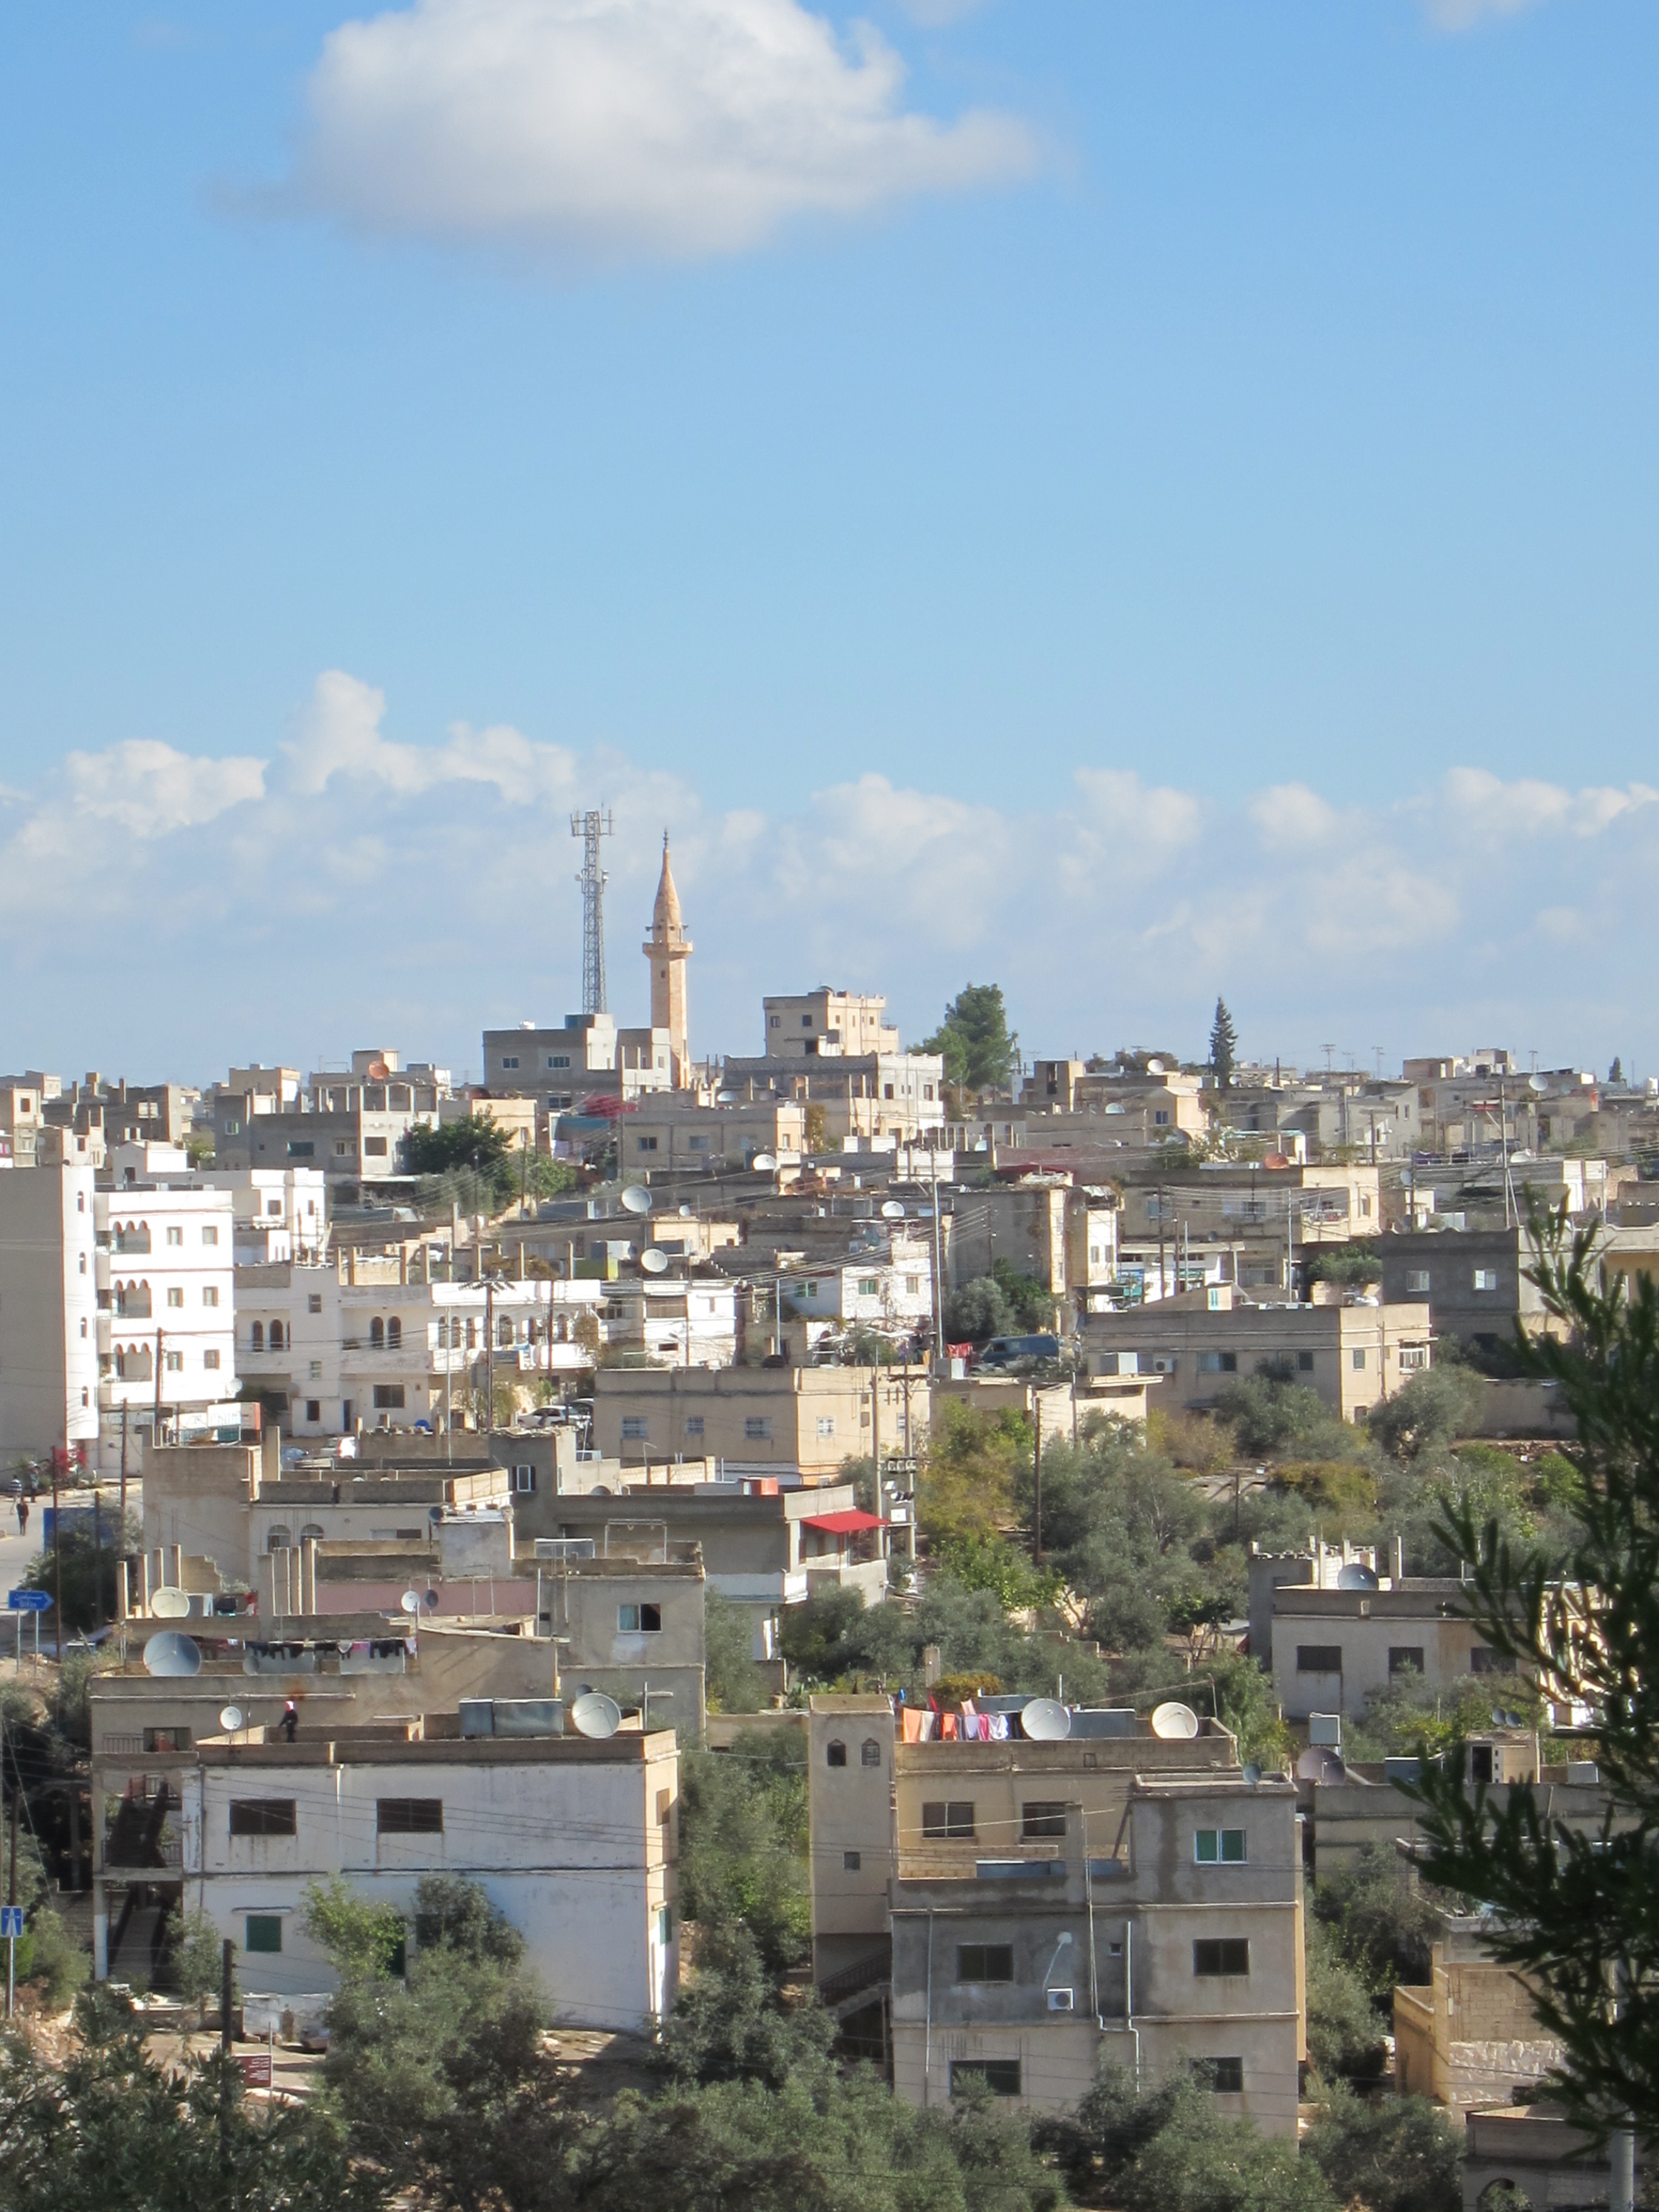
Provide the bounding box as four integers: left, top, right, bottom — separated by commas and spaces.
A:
570, 808, 615, 1017
1033, 1396, 1043, 1565
1156, 1182, 1167, 1304
484, 1277, 496, 1438
50, 1450, 62, 1646
930, 1157, 945, 1372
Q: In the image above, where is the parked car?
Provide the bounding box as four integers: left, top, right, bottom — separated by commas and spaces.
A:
974, 1333, 1062, 1371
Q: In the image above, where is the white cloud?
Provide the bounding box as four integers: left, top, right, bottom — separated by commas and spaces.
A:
62, 740, 266, 836
1419, 0, 1546, 30
282, 668, 578, 802
5, 675, 1659, 1078
292, 0, 1038, 262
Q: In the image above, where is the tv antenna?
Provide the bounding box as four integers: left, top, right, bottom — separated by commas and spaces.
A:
571, 809, 615, 1015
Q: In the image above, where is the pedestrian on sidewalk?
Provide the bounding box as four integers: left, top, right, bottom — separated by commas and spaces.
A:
16, 1498, 28, 1536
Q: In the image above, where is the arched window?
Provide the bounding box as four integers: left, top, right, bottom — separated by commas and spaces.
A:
861, 1738, 882, 1768
387, 1316, 401, 1350
498, 1317, 513, 1349
466, 1318, 478, 1350
300, 1524, 326, 1543
826, 1740, 848, 1769
370, 1317, 384, 1350
250, 1322, 264, 1352
270, 1320, 284, 1351
79, 1318, 87, 1338
267, 1527, 292, 1552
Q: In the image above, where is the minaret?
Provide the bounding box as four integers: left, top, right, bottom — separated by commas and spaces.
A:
644, 832, 692, 1085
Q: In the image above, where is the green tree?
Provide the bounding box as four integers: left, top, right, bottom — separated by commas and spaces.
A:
1367, 1366, 1485, 1463
404, 1113, 512, 1177
1208, 999, 1238, 1091
1302, 2078, 1463, 2212
655, 1925, 834, 2088
1037, 2065, 1333, 2212
677, 1732, 811, 1975
1304, 1920, 1386, 2078
990, 1259, 1056, 1333
943, 1278, 1014, 1346
704, 1590, 767, 1713
22, 1513, 140, 1635
925, 985, 1019, 1095
1412, 1218, 1659, 2131
166, 1906, 224, 2026
303, 1875, 407, 1979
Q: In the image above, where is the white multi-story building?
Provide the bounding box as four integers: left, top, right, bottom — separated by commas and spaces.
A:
97, 1181, 238, 1463
108, 1143, 328, 1265
782, 1237, 934, 1333
236, 1262, 607, 1438
0, 1163, 99, 1463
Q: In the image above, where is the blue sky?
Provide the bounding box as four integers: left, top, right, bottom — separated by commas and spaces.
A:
2, 0, 1658, 1084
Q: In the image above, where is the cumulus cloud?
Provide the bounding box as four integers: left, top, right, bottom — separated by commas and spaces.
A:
5, 670, 1659, 1075
292, 0, 1039, 262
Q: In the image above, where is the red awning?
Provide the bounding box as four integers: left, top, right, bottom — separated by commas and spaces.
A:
802, 1510, 886, 1535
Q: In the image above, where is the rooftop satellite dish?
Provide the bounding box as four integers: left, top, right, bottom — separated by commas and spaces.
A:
219, 1704, 245, 1735
716, 1091, 737, 1107
620, 1185, 653, 1216
1296, 1746, 1345, 1785
880, 1200, 905, 1220
144, 1631, 202, 1679
679, 1204, 694, 1218
1021, 1698, 1071, 1741
640, 1248, 670, 1275
571, 1691, 622, 1740
149, 1587, 192, 1620
400, 1590, 423, 1616
1146, 1057, 1166, 1074
1336, 1564, 1379, 1590
751, 1154, 778, 1173
426, 1589, 440, 1609
1151, 1701, 1200, 1740
1528, 1074, 1549, 1094
1243, 1762, 1262, 1786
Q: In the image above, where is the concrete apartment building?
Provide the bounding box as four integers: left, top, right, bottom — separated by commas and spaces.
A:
808, 1697, 1304, 2133
622, 1099, 806, 1175
1263, 1567, 1515, 1721
943, 1180, 1119, 1320
1393, 1913, 1561, 2117
782, 1236, 934, 1336
1082, 1282, 1432, 1423
1378, 1227, 1553, 1352
0, 1162, 100, 1461
483, 1013, 675, 1122
722, 1053, 947, 1146
98, 1181, 238, 1455
592, 1362, 929, 1473
95, 1715, 679, 2029
215, 1049, 447, 1195
762, 989, 902, 1059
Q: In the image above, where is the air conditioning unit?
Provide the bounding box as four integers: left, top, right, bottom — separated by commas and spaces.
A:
1046, 1988, 1075, 2013
1149, 1355, 1176, 1375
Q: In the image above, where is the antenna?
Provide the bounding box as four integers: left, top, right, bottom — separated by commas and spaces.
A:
570, 808, 615, 1015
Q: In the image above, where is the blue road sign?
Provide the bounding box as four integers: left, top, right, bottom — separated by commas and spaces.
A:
6, 1592, 51, 1612
1, 1908, 25, 1939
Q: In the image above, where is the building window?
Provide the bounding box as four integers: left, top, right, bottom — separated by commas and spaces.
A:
370, 1318, 384, 1349
956, 1945, 1014, 1984
251, 1322, 264, 1351
744, 1418, 771, 1440
1406, 1270, 1431, 1293
364, 1137, 388, 1158
1296, 1646, 1342, 1674
622, 1416, 648, 1441
373, 1384, 406, 1410
203, 1350, 221, 1372
387, 1316, 402, 1349
203, 1225, 218, 1247
951, 2060, 1021, 2098
308, 1294, 323, 1314
229, 1799, 297, 1837
203, 1286, 219, 1308
166, 1227, 183, 1247
144, 1727, 190, 1752
636, 1136, 659, 1153
1474, 1269, 1500, 1292
1193, 1940, 1250, 1977
1400, 1346, 1429, 1370
1389, 1647, 1426, 1676
922, 1801, 975, 1840
270, 1321, 284, 1350
377, 1798, 443, 1834
164, 1351, 183, 1373
306, 1400, 321, 1423
618, 1603, 663, 1633
1202, 2057, 1244, 2094
547, 1055, 571, 1070
501, 1056, 520, 1071
1196, 1352, 1238, 1374
512, 1465, 536, 1493
244, 1915, 283, 1954
287, 1141, 315, 1159
1021, 1801, 1067, 1840
1469, 1646, 1503, 1675
1297, 1351, 1315, 1372
826, 1741, 847, 1768
857, 1278, 879, 1298
860, 1738, 882, 1768
816, 1417, 836, 1438
843, 1850, 861, 1871
685, 1417, 704, 1438
1351, 1349, 1366, 1370
1195, 1829, 1247, 1864
167, 1287, 184, 1309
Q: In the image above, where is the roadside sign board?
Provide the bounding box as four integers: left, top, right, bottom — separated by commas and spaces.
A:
7, 1592, 50, 1612
236, 2053, 272, 2088
1, 1908, 25, 1939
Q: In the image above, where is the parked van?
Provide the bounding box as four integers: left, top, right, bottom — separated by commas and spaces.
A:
974, 1333, 1062, 1370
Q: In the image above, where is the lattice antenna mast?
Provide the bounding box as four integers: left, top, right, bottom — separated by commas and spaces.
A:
571, 808, 614, 1014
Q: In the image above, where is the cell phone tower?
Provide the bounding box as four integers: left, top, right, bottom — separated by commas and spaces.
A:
571, 808, 614, 1015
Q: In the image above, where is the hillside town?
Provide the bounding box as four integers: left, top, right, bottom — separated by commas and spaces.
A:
0, 839, 1651, 2210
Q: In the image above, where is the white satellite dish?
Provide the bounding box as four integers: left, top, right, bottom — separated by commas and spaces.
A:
1146, 1057, 1166, 1075
571, 1691, 622, 1740
716, 1091, 737, 1107
1336, 1563, 1378, 1590
880, 1200, 905, 1220
1242, 1762, 1262, 1786
640, 1248, 670, 1275
620, 1185, 653, 1216
1021, 1698, 1071, 1741
219, 1704, 245, 1735
400, 1590, 423, 1616
1528, 1074, 1549, 1094
150, 1587, 192, 1620
751, 1154, 777, 1173
679, 1204, 694, 1219
1151, 1701, 1200, 1740
144, 1631, 202, 1678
